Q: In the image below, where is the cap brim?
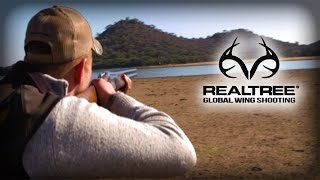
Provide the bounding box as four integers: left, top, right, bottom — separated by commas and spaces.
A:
92, 38, 103, 55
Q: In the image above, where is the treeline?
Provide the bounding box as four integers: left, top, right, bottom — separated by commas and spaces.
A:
94, 18, 210, 68
93, 18, 320, 69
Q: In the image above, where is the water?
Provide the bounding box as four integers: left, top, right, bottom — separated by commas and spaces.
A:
94, 59, 320, 79
0, 59, 317, 81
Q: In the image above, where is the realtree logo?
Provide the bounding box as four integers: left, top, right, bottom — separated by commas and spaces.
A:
219, 37, 279, 80
202, 37, 298, 104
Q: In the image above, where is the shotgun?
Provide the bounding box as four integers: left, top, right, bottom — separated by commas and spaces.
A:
77, 69, 137, 103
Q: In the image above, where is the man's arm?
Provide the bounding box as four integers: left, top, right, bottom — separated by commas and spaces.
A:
22, 93, 196, 177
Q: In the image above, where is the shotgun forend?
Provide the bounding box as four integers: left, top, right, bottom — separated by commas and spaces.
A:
98, 68, 137, 90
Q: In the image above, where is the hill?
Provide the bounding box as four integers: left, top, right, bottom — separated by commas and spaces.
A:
94, 18, 320, 69
94, 18, 207, 68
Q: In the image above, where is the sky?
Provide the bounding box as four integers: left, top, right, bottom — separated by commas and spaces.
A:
1, 2, 317, 67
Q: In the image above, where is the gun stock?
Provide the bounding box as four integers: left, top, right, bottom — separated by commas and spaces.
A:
77, 85, 97, 103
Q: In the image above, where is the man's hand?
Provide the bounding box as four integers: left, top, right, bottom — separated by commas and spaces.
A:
92, 74, 132, 107
92, 77, 116, 107
118, 74, 132, 93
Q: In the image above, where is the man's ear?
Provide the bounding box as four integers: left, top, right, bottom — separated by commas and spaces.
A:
74, 58, 87, 84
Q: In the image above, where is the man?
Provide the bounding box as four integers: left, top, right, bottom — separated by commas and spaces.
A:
0, 5, 196, 178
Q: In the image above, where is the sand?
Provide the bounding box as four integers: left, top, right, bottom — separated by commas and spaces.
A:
128, 69, 320, 179
134, 56, 320, 69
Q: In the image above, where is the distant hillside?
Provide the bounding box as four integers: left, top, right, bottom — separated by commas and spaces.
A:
95, 18, 209, 68
95, 18, 320, 68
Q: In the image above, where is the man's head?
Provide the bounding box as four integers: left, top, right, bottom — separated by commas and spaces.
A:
24, 5, 103, 95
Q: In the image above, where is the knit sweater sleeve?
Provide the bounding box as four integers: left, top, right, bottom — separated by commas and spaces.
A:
22, 93, 196, 178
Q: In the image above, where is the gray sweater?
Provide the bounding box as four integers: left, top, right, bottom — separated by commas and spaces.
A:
22, 76, 196, 178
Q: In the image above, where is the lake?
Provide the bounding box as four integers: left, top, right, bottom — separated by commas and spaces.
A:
92, 59, 320, 79
0, 59, 318, 80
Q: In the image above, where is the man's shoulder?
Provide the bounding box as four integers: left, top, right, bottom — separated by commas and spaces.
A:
48, 96, 111, 126
53, 96, 101, 116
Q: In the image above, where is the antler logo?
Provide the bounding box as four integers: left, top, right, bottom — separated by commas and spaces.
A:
219, 37, 279, 79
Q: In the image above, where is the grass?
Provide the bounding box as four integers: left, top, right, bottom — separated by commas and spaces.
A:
206, 146, 225, 156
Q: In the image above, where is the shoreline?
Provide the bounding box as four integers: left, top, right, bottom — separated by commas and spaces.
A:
92, 56, 320, 70
135, 56, 320, 69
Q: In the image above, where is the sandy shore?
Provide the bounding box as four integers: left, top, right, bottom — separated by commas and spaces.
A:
134, 56, 320, 69
92, 56, 320, 71
128, 69, 320, 179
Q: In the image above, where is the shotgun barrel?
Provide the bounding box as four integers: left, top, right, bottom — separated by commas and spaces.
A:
99, 68, 137, 90
77, 68, 137, 103
101, 69, 138, 78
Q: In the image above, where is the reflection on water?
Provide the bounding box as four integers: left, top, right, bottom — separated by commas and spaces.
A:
92, 59, 320, 79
